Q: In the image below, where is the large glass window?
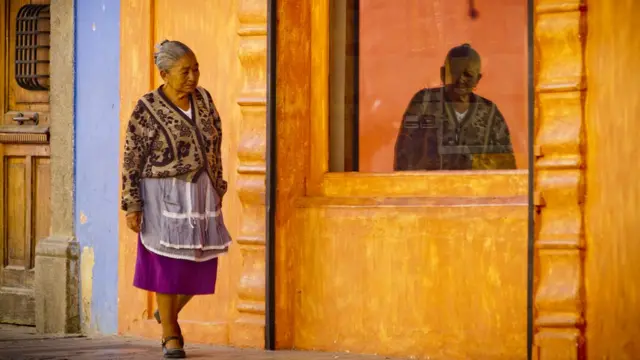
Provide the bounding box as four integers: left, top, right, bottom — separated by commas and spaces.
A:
329, 0, 530, 173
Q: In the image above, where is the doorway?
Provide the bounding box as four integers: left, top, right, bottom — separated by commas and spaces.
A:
0, 0, 52, 326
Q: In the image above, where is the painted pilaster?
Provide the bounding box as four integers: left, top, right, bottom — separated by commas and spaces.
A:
230, 0, 268, 348
533, 0, 587, 358
34, 0, 80, 334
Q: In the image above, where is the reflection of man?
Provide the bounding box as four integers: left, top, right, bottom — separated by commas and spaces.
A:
393, 43, 516, 171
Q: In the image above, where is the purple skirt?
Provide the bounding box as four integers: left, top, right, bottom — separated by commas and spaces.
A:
133, 237, 219, 295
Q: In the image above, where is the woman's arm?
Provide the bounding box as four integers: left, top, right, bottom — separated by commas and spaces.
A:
202, 89, 228, 199
121, 100, 153, 213
211, 101, 228, 198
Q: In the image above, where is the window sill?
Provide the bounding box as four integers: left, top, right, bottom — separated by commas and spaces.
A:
318, 170, 528, 198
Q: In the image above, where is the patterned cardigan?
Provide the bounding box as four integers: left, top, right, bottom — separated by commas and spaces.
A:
120, 86, 227, 213
394, 87, 516, 171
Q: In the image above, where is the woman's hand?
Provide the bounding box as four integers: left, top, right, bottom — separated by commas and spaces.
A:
126, 211, 143, 233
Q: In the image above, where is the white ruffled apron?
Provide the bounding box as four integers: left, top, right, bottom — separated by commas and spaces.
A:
139, 172, 231, 262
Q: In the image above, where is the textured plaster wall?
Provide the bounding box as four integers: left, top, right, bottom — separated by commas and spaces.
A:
35, 0, 79, 335
585, 0, 640, 358
50, 0, 75, 236
74, 0, 121, 334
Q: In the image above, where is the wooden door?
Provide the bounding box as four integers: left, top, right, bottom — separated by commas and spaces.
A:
0, 0, 51, 326
118, 0, 243, 344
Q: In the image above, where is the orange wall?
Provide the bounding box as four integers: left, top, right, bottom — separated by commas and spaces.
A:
292, 197, 528, 359
359, 0, 529, 172
585, 0, 640, 358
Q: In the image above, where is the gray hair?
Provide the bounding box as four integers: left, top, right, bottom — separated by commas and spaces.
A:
153, 40, 194, 72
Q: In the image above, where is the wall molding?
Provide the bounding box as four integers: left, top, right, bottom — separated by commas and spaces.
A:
231, 0, 268, 348
533, 0, 587, 358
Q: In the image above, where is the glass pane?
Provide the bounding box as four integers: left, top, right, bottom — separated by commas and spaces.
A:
329, 0, 529, 173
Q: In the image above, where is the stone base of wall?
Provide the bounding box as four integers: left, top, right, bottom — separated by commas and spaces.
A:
35, 236, 80, 334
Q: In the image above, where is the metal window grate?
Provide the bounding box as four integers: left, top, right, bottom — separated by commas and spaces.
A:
15, 4, 51, 91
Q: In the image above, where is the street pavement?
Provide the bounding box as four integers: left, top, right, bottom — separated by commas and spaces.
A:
0, 325, 404, 360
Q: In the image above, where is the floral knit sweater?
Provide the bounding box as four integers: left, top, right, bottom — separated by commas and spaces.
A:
120, 86, 227, 213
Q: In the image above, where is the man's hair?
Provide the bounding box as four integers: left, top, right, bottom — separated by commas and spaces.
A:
444, 43, 481, 67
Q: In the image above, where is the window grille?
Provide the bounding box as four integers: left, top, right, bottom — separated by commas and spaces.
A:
15, 4, 50, 91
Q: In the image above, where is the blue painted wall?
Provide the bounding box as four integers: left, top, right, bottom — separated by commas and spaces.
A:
74, 0, 121, 334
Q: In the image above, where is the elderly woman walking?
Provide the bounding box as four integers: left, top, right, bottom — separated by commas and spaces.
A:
120, 40, 232, 359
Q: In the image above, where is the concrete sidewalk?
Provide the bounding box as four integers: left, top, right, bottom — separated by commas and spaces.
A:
0, 325, 402, 360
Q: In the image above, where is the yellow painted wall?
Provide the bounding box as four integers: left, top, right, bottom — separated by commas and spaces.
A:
293, 198, 528, 358
585, 0, 640, 358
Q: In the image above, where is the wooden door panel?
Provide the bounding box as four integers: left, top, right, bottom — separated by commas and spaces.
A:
2, 266, 33, 289
6, 157, 27, 268
7, 0, 50, 114
0, 144, 49, 325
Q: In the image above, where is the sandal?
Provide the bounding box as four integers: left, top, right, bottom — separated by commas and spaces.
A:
162, 336, 186, 359
155, 310, 185, 347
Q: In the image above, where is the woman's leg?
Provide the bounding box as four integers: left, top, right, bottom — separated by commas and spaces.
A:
156, 293, 181, 349
176, 295, 193, 314
154, 295, 194, 323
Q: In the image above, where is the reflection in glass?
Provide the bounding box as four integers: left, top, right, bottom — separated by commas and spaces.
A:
329, 0, 529, 173
393, 44, 516, 171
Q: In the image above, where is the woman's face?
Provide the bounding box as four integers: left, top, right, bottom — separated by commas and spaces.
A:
161, 52, 200, 94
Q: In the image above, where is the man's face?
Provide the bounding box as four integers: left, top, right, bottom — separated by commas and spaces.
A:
442, 57, 481, 96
